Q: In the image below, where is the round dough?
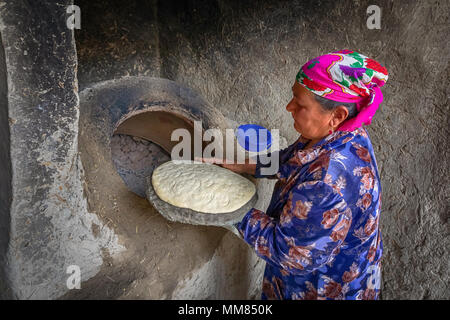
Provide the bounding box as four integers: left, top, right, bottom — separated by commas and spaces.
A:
151, 160, 256, 214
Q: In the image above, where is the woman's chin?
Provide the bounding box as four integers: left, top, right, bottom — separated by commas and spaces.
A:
293, 122, 303, 134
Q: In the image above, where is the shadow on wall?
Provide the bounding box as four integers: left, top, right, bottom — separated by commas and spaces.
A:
0, 33, 13, 299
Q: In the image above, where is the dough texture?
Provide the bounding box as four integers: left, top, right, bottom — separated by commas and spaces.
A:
151, 160, 256, 213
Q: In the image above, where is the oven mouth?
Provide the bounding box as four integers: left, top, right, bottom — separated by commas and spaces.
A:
110, 109, 204, 198
79, 77, 247, 225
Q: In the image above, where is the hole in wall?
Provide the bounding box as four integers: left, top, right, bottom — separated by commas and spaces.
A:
110, 134, 170, 198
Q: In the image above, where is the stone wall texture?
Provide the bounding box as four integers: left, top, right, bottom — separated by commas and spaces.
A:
0, 1, 124, 299
0, 0, 448, 299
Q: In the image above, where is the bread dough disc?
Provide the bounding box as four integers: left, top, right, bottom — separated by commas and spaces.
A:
151, 160, 256, 214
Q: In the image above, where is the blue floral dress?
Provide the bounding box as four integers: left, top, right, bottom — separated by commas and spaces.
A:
235, 127, 383, 300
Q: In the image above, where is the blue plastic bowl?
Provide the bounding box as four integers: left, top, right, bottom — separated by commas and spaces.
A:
235, 124, 272, 152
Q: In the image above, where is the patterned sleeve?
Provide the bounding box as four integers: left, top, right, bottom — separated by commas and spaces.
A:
236, 180, 352, 275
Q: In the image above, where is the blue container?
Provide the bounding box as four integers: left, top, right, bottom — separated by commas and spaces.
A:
235, 124, 272, 152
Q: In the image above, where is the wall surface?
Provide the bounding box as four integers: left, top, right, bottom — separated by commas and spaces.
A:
75, 0, 449, 299
0, 0, 448, 299
0, 0, 124, 299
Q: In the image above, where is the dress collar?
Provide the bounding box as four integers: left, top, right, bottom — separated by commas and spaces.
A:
288, 128, 363, 167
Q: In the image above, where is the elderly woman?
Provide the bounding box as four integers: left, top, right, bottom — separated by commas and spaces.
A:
200, 50, 388, 300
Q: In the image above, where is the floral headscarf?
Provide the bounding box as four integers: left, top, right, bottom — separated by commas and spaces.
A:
296, 49, 389, 132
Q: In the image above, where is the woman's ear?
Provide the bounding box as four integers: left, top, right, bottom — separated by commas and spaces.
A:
331, 105, 349, 128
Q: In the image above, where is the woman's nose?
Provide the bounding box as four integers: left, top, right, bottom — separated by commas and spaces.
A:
286, 99, 295, 112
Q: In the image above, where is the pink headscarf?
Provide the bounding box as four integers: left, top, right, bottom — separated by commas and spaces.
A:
296, 49, 389, 131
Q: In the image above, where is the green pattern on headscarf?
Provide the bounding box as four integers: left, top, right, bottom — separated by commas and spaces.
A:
307, 60, 320, 69
337, 78, 350, 88
348, 51, 364, 67
365, 68, 374, 77
296, 69, 311, 82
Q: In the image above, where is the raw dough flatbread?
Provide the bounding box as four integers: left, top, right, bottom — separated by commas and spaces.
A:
151, 160, 256, 214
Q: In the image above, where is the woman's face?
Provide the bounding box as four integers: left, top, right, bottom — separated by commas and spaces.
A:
286, 82, 333, 140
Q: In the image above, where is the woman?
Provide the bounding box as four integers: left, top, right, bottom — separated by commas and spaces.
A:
199, 50, 388, 300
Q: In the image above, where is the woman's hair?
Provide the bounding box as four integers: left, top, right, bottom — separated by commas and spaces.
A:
313, 94, 358, 119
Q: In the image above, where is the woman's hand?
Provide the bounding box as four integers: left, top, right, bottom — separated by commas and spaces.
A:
194, 157, 256, 175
